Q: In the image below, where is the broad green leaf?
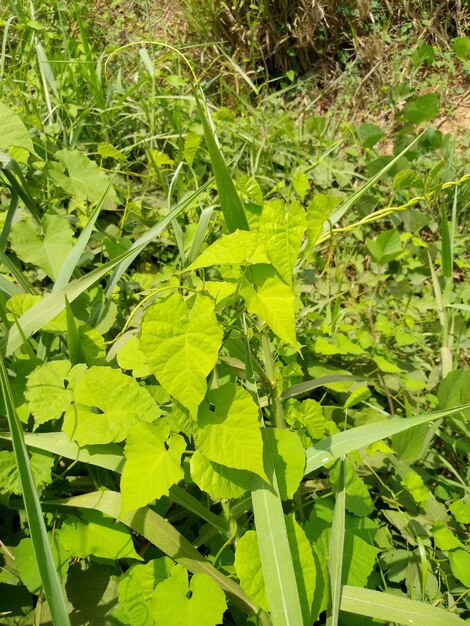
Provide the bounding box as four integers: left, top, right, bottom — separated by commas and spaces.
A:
194, 383, 265, 479
431, 521, 463, 550
366, 229, 402, 265
315, 334, 363, 356
453, 36, 470, 61
344, 386, 371, 409
190, 450, 252, 499
449, 550, 470, 587
241, 264, 297, 346
438, 369, 470, 419
151, 571, 227, 626
234, 531, 269, 611
401, 94, 439, 124
264, 427, 305, 500
0, 449, 54, 495
10, 214, 75, 280
449, 498, 470, 524
187, 230, 269, 270
292, 170, 309, 201
340, 585, 468, 626
118, 557, 180, 626
0, 102, 34, 153
306, 194, 341, 247
412, 43, 436, 66
258, 200, 306, 284
47, 148, 118, 207
235, 516, 316, 624
343, 535, 379, 587
117, 335, 151, 377
393, 169, 424, 191
140, 294, 223, 416
120, 421, 186, 515
402, 471, 430, 505
330, 458, 374, 517
285, 398, 325, 439
356, 123, 384, 149
63, 366, 159, 445
60, 509, 141, 560
15, 533, 69, 595
148, 149, 174, 167
25, 360, 74, 427
304, 405, 470, 475
184, 132, 202, 166
97, 142, 125, 160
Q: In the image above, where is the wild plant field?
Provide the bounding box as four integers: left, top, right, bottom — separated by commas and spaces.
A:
0, 1, 469, 625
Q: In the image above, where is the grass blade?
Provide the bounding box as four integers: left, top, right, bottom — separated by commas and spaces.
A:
304, 404, 470, 475
0, 354, 70, 625
327, 459, 345, 626
51, 490, 268, 621
340, 586, 467, 626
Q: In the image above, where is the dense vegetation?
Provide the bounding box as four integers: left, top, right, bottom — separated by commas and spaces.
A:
0, 1, 469, 625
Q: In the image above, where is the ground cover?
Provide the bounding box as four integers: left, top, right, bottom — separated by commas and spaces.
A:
0, 1, 469, 625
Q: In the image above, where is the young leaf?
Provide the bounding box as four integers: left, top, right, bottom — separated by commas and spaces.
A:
194, 383, 266, 479
186, 229, 269, 271
258, 200, 306, 285
10, 214, 75, 280
366, 229, 402, 265
241, 265, 297, 346
139, 293, 223, 416
151, 571, 227, 626
25, 360, 74, 427
0, 102, 34, 153
63, 366, 159, 445
120, 421, 186, 515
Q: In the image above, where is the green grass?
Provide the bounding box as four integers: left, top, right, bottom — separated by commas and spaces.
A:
0, 2, 469, 625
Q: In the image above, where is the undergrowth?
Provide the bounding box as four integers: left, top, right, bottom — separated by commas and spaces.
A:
0, 2, 469, 625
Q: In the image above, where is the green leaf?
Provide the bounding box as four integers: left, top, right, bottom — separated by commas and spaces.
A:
10, 214, 75, 280
449, 498, 470, 524
401, 471, 430, 505
63, 366, 159, 445
120, 421, 186, 515
438, 369, 470, 419
0, 449, 54, 495
97, 142, 126, 160
286, 398, 325, 439
411, 44, 435, 66
118, 558, 180, 626
60, 509, 141, 560
234, 530, 269, 611
306, 194, 342, 247
194, 383, 265, 479
331, 458, 374, 517
401, 94, 439, 124
393, 169, 424, 191
341, 585, 467, 626
184, 132, 202, 166
343, 535, 379, 587
151, 571, 227, 626
449, 550, 470, 587
356, 123, 384, 149
117, 335, 151, 377
366, 229, 402, 265
15, 533, 69, 595
431, 521, 463, 550
140, 294, 223, 416
47, 148, 118, 207
292, 170, 309, 201
453, 36, 470, 61
0, 102, 34, 153
241, 264, 297, 346
187, 230, 269, 271
190, 450, 253, 499
25, 360, 74, 427
304, 405, 470, 475
258, 200, 306, 284
264, 427, 305, 500
235, 515, 316, 624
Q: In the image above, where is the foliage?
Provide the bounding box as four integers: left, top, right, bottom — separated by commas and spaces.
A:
0, 2, 469, 626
